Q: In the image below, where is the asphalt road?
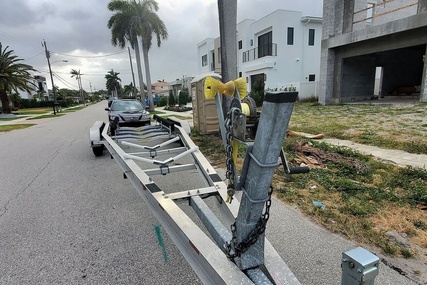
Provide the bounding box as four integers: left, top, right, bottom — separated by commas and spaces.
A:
0, 101, 416, 284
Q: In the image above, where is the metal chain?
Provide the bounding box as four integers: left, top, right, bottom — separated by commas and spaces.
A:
225, 109, 235, 203
225, 185, 273, 261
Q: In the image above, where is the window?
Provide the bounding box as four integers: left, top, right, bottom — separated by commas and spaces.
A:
258, 31, 273, 58
308, 29, 315, 46
202, 54, 207, 67
238, 40, 242, 50
211, 51, 215, 70
287, 27, 294, 45
218, 48, 221, 63
239, 72, 242, 77
308, 74, 315, 82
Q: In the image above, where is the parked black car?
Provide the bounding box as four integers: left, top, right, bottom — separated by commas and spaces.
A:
105, 99, 150, 126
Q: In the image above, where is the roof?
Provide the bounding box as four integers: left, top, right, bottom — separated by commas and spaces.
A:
152, 81, 170, 87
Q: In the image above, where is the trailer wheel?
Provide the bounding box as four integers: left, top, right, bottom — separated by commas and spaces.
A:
92, 146, 104, 157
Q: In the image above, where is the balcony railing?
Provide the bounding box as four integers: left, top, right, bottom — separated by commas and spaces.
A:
242, 43, 277, 63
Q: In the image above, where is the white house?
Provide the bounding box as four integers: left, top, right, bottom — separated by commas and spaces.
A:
197, 10, 322, 99
18, 75, 48, 100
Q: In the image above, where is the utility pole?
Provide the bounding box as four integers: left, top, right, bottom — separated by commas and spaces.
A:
218, 0, 238, 118
42, 39, 57, 115
78, 73, 84, 104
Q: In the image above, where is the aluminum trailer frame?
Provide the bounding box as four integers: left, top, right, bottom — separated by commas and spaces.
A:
91, 114, 300, 284
91, 105, 379, 284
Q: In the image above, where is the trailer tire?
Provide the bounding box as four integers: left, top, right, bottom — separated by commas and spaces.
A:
92, 146, 104, 157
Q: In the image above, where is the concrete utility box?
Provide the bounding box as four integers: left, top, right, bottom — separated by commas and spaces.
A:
341, 247, 379, 285
191, 73, 221, 134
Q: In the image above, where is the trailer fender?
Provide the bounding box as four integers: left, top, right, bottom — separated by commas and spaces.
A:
90, 121, 105, 147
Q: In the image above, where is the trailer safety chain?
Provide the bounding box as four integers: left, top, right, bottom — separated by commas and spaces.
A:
225, 185, 273, 261
225, 109, 236, 203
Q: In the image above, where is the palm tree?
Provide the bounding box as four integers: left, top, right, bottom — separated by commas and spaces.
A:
123, 82, 135, 97
108, 0, 145, 105
70, 69, 84, 103
105, 69, 122, 97
0, 44, 35, 113
107, 0, 168, 111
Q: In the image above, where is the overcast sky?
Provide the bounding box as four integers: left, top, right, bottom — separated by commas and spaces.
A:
0, 0, 323, 92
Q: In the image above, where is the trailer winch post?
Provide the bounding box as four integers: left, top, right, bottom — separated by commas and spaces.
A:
232, 92, 298, 269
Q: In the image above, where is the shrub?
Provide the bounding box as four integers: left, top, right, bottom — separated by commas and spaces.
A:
157, 96, 168, 107
179, 88, 190, 105
248, 90, 264, 107
168, 92, 176, 106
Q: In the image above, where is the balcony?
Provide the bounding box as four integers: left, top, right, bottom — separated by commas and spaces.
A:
242, 43, 277, 63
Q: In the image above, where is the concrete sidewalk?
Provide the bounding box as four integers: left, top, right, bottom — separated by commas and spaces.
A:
156, 104, 427, 170
322, 138, 427, 169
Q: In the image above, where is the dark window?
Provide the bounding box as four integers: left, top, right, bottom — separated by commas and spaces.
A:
308, 74, 315, 81
202, 54, 207, 67
258, 31, 273, 58
308, 29, 315, 46
239, 72, 242, 77
287, 27, 294, 45
238, 40, 242, 50
38, 82, 44, 92
212, 52, 215, 70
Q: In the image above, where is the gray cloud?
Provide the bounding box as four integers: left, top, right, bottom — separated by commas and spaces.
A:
1, 0, 323, 92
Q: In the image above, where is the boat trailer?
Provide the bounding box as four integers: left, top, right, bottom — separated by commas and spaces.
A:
89, 78, 380, 285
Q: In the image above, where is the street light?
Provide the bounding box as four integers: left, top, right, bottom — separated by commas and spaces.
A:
51, 60, 68, 64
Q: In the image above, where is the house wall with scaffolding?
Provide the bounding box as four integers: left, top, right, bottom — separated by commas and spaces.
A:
319, 0, 427, 104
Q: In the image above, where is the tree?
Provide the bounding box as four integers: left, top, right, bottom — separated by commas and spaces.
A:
123, 82, 135, 97
105, 69, 122, 97
249, 75, 265, 107
108, 0, 145, 106
168, 90, 175, 106
107, 0, 168, 112
0, 44, 35, 113
179, 88, 190, 105
70, 69, 84, 103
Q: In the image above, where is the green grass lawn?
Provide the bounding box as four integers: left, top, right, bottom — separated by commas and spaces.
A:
289, 102, 427, 154
15, 108, 53, 115
27, 114, 65, 120
0, 124, 35, 132
191, 101, 427, 261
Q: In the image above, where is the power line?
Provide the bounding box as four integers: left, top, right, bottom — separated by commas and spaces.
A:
0, 28, 41, 52
55, 51, 127, 58
23, 52, 44, 62
53, 73, 78, 90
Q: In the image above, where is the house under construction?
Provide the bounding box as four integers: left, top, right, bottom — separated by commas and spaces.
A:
319, 0, 427, 103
